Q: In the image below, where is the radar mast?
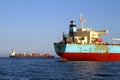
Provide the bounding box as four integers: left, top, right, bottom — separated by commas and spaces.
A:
80, 13, 85, 28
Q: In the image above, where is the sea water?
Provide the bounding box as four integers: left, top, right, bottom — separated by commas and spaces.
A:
0, 57, 120, 80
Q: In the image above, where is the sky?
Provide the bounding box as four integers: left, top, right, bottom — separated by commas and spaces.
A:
0, 0, 120, 57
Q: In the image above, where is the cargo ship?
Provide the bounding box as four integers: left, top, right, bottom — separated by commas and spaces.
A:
54, 14, 120, 61
9, 49, 54, 58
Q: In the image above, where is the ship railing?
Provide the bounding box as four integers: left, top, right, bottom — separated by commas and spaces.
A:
55, 41, 120, 46
99, 43, 120, 46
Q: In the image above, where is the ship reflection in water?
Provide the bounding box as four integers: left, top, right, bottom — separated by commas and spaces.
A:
71, 61, 102, 78
65, 61, 117, 79
9, 49, 54, 58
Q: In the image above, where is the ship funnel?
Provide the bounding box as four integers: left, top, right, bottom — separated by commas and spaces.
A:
70, 21, 76, 25
69, 21, 77, 36
69, 21, 77, 42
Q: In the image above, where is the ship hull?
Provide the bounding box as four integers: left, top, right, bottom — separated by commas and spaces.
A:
54, 43, 120, 61
57, 52, 120, 61
9, 56, 54, 58
9, 55, 54, 58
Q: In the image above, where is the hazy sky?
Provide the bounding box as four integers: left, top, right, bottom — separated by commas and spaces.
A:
0, 0, 120, 57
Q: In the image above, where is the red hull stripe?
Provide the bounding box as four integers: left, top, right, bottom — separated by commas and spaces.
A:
57, 52, 120, 61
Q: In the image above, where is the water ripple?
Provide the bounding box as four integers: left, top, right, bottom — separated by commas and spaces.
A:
0, 58, 120, 80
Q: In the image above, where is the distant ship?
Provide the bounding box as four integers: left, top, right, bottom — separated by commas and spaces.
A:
54, 14, 120, 61
9, 49, 54, 58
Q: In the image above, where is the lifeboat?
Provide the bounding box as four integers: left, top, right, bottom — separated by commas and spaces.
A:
95, 38, 103, 42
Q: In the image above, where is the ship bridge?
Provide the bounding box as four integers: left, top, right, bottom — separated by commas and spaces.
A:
62, 14, 108, 44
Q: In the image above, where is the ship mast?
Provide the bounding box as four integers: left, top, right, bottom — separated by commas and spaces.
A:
80, 13, 85, 28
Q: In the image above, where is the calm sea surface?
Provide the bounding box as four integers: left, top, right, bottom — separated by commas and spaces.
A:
0, 57, 120, 80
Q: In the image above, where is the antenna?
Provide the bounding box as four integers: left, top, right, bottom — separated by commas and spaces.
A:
80, 13, 85, 28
